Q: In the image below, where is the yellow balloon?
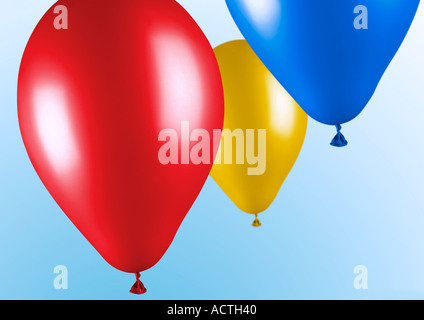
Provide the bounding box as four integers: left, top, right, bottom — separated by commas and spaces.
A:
210, 40, 308, 227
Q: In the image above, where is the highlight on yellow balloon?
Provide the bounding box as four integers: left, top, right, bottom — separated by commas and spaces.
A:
210, 40, 308, 227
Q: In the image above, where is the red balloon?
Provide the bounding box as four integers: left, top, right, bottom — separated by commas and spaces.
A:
18, 0, 224, 290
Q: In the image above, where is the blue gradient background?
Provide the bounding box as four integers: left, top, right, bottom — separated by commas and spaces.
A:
1, 1, 424, 300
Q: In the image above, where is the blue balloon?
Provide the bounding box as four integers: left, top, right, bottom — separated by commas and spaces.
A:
226, 0, 420, 145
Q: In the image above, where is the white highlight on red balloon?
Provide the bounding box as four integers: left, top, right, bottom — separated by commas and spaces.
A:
34, 86, 80, 176
151, 30, 204, 129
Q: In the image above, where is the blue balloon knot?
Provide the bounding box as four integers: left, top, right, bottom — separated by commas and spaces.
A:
330, 124, 348, 147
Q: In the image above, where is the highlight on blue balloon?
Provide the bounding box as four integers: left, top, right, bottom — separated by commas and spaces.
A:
225, 0, 420, 146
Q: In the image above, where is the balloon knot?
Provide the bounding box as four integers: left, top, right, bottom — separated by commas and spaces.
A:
330, 124, 348, 147
252, 213, 262, 227
130, 272, 147, 295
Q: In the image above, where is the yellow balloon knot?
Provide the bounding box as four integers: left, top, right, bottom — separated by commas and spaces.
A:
252, 214, 261, 227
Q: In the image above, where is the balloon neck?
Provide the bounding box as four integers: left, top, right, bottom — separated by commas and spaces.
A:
130, 272, 147, 295
252, 213, 262, 227
330, 124, 348, 147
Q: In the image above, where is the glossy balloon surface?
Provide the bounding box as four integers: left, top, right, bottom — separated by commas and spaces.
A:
211, 40, 307, 215
18, 0, 224, 273
226, 0, 420, 125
